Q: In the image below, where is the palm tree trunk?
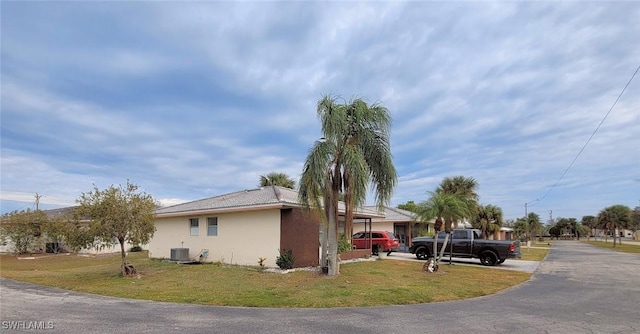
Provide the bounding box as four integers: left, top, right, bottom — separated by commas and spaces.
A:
327, 198, 339, 276
319, 220, 328, 271
437, 233, 450, 265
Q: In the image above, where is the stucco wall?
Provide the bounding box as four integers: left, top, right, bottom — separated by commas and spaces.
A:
149, 209, 281, 267
353, 221, 395, 234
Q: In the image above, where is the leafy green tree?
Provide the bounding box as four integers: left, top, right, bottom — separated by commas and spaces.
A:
397, 200, 420, 213
597, 205, 632, 247
631, 206, 640, 240
417, 191, 471, 269
298, 95, 397, 276
0, 209, 46, 254
259, 172, 296, 189
39, 216, 69, 253
512, 218, 527, 240
472, 204, 504, 239
437, 176, 479, 228
76, 181, 156, 276
581, 215, 598, 241
525, 212, 542, 243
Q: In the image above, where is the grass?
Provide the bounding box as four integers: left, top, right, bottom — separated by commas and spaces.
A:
582, 241, 640, 254
0, 252, 530, 308
517, 247, 549, 261
517, 241, 552, 261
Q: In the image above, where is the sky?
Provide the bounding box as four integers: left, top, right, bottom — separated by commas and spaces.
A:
1, 1, 639, 222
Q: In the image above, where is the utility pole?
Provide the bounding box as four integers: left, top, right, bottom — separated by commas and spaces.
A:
35, 193, 42, 211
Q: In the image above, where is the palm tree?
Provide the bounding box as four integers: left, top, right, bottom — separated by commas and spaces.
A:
597, 205, 632, 247
437, 176, 479, 228
581, 215, 597, 241
259, 172, 296, 189
525, 212, 542, 243
472, 204, 503, 239
298, 95, 397, 276
417, 191, 471, 269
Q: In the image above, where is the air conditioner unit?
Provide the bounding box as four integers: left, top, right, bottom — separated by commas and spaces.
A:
170, 248, 190, 261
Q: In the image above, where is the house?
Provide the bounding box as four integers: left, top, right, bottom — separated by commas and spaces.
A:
362, 206, 427, 252
149, 186, 383, 268
0, 206, 143, 255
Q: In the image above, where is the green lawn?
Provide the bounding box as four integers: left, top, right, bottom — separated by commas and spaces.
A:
0, 252, 530, 308
518, 247, 550, 261
582, 241, 640, 254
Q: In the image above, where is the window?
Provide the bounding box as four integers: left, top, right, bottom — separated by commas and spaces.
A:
190, 218, 199, 236
207, 217, 218, 236
453, 230, 468, 239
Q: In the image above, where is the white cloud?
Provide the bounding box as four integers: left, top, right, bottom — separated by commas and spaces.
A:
1, 1, 639, 220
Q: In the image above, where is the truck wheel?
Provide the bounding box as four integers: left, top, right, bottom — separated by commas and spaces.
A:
372, 245, 380, 256
480, 250, 498, 266
415, 248, 429, 260
497, 258, 506, 265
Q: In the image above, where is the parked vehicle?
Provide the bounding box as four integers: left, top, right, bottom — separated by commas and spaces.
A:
409, 229, 521, 266
352, 231, 400, 256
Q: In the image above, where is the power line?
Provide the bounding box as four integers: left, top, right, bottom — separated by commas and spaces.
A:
537, 64, 640, 202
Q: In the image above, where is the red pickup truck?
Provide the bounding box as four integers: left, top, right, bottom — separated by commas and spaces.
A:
352, 231, 400, 256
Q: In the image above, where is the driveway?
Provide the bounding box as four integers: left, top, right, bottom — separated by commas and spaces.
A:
1, 241, 639, 334
382, 250, 541, 273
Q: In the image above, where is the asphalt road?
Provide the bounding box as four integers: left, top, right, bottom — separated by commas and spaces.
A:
1, 241, 639, 334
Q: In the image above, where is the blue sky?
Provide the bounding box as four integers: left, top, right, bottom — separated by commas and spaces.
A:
1, 1, 639, 222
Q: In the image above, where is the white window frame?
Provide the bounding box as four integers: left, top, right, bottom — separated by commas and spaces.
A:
190, 218, 199, 236
207, 217, 218, 236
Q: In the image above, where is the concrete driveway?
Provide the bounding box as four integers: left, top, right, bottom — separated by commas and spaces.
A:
1, 241, 639, 334
382, 250, 541, 273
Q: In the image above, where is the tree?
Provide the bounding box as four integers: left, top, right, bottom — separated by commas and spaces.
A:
631, 206, 640, 240
512, 218, 527, 240
437, 176, 479, 228
40, 216, 69, 253
581, 215, 598, 241
397, 200, 420, 213
597, 205, 631, 247
259, 172, 296, 189
298, 95, 397, 276
472, 204, 504, 239
525, 212, 542, 243
76, 181, 156, 276
417, 191, 471, 270
0, 209, 46, 254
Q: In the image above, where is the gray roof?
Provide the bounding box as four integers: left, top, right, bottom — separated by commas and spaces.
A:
156, 186, 299, 216
156, 186, 383, 218
364, 206, 417, 222
41, 206, 79, 220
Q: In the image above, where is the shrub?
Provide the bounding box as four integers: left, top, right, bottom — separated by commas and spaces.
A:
275, 249, 295, 270
338, 233, 352, 253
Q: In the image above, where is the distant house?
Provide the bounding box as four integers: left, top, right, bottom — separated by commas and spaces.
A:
362, 206, 426, 252
0, 206, 142, 255
149, 186, 382, 268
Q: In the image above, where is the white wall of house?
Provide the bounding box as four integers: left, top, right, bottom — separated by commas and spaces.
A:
352, 221, 394, 234
0, 238, 144, 255
149, 209, 282, 267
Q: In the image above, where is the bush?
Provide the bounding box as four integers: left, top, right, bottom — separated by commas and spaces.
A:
276, 249, 295, 270
338, 233, 352, 253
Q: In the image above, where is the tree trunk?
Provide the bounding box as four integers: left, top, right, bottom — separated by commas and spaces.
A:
319, 219, 328, 272
119, 239, 127, 276
437, 232, 450, 265
327, 199, 339, 276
